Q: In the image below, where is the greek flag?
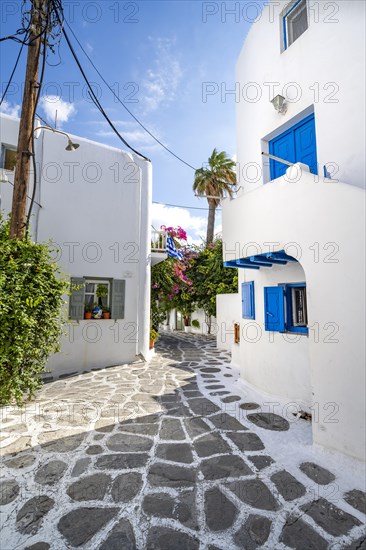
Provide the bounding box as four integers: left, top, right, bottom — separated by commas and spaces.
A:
166, 234, 183, 260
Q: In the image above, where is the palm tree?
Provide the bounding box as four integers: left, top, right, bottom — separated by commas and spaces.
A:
193, 148, 236, 245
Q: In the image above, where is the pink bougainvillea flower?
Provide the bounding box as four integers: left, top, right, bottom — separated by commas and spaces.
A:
161, 225, 187, 241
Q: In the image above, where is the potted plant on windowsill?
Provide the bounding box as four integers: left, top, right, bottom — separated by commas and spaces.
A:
150, 327, 159, 349
92, 302, 103, 319
84, 305, 92, 320
96, 284, 108, 302
102, 307, 111, 320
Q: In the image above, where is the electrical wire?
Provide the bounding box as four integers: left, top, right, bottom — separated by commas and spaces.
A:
5, 179, 42, 208
0, 28, 28, 44
153, 201, 221, 212
0, 31, 29, 106
59, 12, 198, 171
0, 28, 50, 46
35, 112, 53, 128
51, 0, 150, 162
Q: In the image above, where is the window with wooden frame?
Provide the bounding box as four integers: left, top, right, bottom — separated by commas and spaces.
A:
264, 283, 308, 334
84, 280, 110, 309
69, 277, 126, 320
282, 0, 308, 50
1, 145, 17, 171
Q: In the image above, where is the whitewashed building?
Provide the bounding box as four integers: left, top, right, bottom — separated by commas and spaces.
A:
164, 308, 216, 335
0, 113, 165, 376
218, 1, 365, 460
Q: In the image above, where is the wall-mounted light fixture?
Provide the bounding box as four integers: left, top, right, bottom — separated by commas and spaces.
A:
270, 94, 287, 115
34, 125, 80, 151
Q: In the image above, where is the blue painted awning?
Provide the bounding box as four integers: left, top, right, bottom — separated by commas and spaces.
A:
224, 250, 297, 270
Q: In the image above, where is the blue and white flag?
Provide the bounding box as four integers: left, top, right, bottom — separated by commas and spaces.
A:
166, 234, 183, 260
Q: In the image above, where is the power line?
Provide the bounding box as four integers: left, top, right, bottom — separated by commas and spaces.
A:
51, 0, 150, 162
153, 201, 221, 212
0, 29, 28, 44
5, 178, 42, 209
35, 112, 53, 128
0, 31, 28, 106
60, 14, 198, 171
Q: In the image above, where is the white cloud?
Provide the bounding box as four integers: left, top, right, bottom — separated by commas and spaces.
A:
40, 96, 76, 126
95, 121, 165, 154
97, 128, 157, 145
152, 202, 209, 245
85, 42, 94, 54
142, 37, 183, 112
0, 100, 20, 117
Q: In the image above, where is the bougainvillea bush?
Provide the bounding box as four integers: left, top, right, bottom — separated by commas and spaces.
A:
0, 216, 69, 405
160, 225, 187, 241
190, 240, 238, 333
151, 228, 237, 333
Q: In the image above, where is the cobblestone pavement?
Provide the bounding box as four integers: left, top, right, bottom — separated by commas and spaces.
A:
1, 333, 365, 549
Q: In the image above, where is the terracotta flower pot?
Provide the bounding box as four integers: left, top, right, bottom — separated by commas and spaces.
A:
149, 339, 154, 350
103, 312, 111, 319
84, 312, 92, 320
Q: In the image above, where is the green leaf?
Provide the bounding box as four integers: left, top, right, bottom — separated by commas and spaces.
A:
0, 215, 69, 406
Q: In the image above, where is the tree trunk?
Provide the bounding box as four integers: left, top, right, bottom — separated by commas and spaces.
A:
206, 200, 216, 245
205, 313, 212, 335
183, 315, 190, 327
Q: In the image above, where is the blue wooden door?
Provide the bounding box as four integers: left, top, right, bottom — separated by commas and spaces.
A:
294, 117, 317, 174
269, 114, 317, 180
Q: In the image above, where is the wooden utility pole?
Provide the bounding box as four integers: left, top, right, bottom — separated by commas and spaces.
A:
10, 0, 44, 239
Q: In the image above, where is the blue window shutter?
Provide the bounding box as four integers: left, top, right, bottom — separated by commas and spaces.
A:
69, 277, 85, 320
264, 286, 285, 332
242, 282, 255, 319
111, 279, 126, 319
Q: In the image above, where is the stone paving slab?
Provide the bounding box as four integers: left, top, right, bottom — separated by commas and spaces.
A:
0, 332, 365, 549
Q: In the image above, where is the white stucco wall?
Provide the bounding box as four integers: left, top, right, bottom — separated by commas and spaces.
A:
0, 114, 152, 376
237, 263, 311, 407
216, 293, 241, 351
222, 170, 366, 460
165, 308, 216, 336
191, 308, 216, 336
236, 0, 365, 192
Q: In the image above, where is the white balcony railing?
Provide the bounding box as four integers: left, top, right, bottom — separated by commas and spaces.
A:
151, 227, 167, 253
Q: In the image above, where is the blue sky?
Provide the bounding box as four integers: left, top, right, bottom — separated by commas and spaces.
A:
1, 0, 266, 242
